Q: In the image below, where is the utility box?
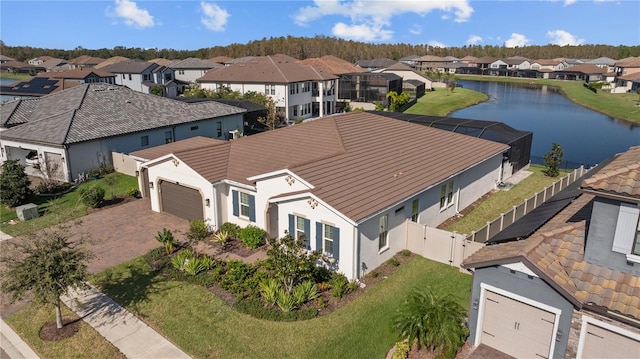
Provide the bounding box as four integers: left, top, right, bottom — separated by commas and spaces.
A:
15, 203, 39, 221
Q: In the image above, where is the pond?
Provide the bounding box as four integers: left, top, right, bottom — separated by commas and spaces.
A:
451, 80, 640, 168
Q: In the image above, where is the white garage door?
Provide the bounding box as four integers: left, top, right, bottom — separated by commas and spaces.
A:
582, 323, 640, 359
481, 291, 556, 358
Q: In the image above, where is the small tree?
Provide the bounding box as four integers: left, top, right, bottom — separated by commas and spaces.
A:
0, 159, 31, 207
150, 86, 163, 97
543, 142, 564, 177
265, 233, 320, 293
393, 289, 468, 358
156, 228, 177, 255
257, 97, 285, 130
0, 228, 92, 329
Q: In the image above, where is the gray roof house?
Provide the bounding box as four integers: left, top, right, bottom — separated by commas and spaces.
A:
101, 60, 177, 97
462, 146, 640, 359
132, 111, 509, 280
170, 58, 224, 83
0, 83, 245, 182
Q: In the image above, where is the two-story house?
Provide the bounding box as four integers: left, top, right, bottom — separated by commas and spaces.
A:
101, 60, 177, 97
132, 111, 510, 281
197, 55, 338, 121
463, 146, 640, 359
170, 58, 223, 83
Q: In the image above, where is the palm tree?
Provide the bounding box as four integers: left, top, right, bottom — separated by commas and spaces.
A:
392, 288, 468, 359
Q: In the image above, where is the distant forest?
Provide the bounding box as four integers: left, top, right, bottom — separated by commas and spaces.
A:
2, 36, 639, 63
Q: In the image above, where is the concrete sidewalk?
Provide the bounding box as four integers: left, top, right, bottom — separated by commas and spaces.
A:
0, 319, 40, 359
61, 285, 191, 359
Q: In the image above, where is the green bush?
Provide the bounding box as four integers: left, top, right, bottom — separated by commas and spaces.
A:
171, 248, 195, 271
212, 230, 230, 247
330, 272, 349, 299
239, 225, 266, 248
259, 277, 280, 306
126, 187, 141, 198
392, 341, 410, 359
312, 266, 333, 283
188, 219, 210, 241
293, 280, 320, 306
401, 249, 411, 257
34, 181, 70, 195
277, 288, 297, 312
388, 257, 400, 267
218, 260, 256, 294
183, 257, 207, 276
79, 186, 105, 208
155, 228, 177, 255
219, 222, 241, 239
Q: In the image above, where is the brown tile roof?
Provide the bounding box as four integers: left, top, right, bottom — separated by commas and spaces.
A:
414, 55, 447, 62
70, 55, 105, 66
148, 58, 174, 67
581, 146, 640, 200
146, 112, 508, 222
39, 68, 115, 80
560, 64, 607, 74
615, 56, 640, 68
618, 72, 640, 81
130, 136, 226, 160
208, 56, 234, 64
94, 56, 130, 69
297, 55, 366, 75
533, 59, 564, 66
197, 55, 337, 84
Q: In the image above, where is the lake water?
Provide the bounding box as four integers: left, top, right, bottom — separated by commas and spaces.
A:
452, 80, 640, 168
1, 77, 20, 103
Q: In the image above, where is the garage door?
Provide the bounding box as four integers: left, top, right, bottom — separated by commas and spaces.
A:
481, 291, 556, 358
159, 181, 203, 221
582, 323, 640, 359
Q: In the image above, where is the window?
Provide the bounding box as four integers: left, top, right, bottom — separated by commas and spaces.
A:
190, 126, 198, 131
293, 106, 298, 117
140, 135, 149, 146
323, 224, 335, 257
633, 217, 640, 256
128, 74, 132, 81
165, 130, 173, 144
612, 203, 640, 259
440, 180, 454, 209
265, 84, 275, 95
179, 70, 185, 75
122, 74, 125, 79
379, 215, 388, 251
240, 192, 250, 218
216, 121, 222, 137
143, 74, 150, 81
395, 206, 404, 215
411, 199, 419, 222
290, 84, 295, 95
296, 216, 309, 248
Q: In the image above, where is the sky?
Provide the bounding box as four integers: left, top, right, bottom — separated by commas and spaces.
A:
1, 0, 638, 51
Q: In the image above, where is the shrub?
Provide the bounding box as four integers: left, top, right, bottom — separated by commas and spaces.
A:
259, 278, 280, 306
401, 249, 411, 257
155, 228, 177, 255
188, 219, 209, 242
199, 256, 216, 271
330, 273, 349, 299
277, 288, 297, 312
34, 181, 70, 195
171, 248, 195, 271
347, 280, 359, 292
126, 187, 141, 198
239, 225, 266, 249
370, 271, 379, 278
219, 260, 255, 294
392, 341, 410, 359
183, 257, 207, 276
212, 230, 230, 247
388, 257, 400, 267
293, 280, 319, 305
219, 222, 241, 239
79, 186, 105, 208
312, 266, 333, 284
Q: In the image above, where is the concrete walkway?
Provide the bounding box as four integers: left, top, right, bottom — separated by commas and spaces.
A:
0, 319, 40, 359
61, 284, 191, 359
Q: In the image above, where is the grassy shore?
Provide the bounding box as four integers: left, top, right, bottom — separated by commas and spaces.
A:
404, 87, 488, 117
0, 73, 32, 81
457, 75, 640, 124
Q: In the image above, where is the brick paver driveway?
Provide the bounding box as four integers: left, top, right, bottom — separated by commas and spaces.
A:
70, 198, 190, 274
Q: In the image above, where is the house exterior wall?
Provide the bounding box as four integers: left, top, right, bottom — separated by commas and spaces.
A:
468, 265, 574, 359
175, 69, 210, 83
144, 157, 215, 224
357, 208, 407, 278
584, 197, 640, 276
0, 139, 68, 178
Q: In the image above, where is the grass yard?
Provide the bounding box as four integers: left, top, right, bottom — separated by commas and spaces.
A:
0, 73, 32, 81
444, 165, 570, 235
90, 255, 471, 359
457, 75, 640, 124
0, 172, 138, 236
404, 87, 488, 117
4, 303, 125, 358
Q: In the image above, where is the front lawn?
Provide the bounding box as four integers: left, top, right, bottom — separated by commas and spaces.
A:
404, 87, 488, 117
90, 255, 471, 358
0, 172, 138, 236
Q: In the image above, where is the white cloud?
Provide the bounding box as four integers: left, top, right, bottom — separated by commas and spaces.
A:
504, 33, 530, 47
294, 0, 473, 42
467, 35, 482, 45
113, 0, 154, 28
563, 0, 577, 6
409, 25, 422, 35
428, 41, 446, 48
200, 2, 229, 32
547, 29, 585, 45
332, 22, 393, 42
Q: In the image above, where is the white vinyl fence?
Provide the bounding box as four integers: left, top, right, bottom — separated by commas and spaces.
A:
112, 152, 140, 177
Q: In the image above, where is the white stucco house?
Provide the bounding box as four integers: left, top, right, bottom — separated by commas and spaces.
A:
0, 83, 245, 182
131, 112, 509, 280
196, 55, 339, 121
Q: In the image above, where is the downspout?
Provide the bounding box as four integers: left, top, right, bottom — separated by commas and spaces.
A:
353, 226, 360, 280
63, 145, 72, 182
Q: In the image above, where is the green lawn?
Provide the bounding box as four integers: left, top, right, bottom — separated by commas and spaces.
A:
0, 73, 31, 81
457, 75, 640, 124
0, 173, 138, 236
404, 87, 489, 117
5, 303, 125, 359
444, 165, 570, 235
89, 255, 471, 359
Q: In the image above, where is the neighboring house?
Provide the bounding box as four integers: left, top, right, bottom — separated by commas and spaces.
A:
101, 60, 177, 97
40, 68, 117, 84
338, 72, 403, 107
94, 56, 129, 69
28, 56, 54, 65
615, 56, 640, 78
531, 59, 569, 72
413, 55, 453, 73
504, 56, 531, 70
373, 62, 439, 91
473, 56, 498, 75
132, 111, 509, 280
197, 55, 338, 121
614, 72, 640, 94
170, 57, 223, 83
174, 97, 267, 136
398, 55, 420, 69
0, 55, 15, 63
40, 58, 68, 71
462, 146, 640, 359
355, 58, 397, 71
0, 83, 245, 182
554, 64, 608, 82
297, 55, 367, 76
585, 57, 616, 72
0, 77, 81, 103
69, 55, 105, 69
208, 56, 234, 66
0, 61, 45, 74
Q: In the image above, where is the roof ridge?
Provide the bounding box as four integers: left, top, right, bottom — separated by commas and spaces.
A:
268, 55, 289, 82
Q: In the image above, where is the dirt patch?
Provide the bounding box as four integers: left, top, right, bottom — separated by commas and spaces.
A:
39, 318, 82, 341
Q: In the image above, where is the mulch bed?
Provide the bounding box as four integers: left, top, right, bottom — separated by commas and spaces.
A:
39, 318, 82, 341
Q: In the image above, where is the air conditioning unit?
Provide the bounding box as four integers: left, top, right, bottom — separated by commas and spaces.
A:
229, 129, 240, 140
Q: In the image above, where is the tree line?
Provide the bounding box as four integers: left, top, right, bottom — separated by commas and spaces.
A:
1, 36, 639, 63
